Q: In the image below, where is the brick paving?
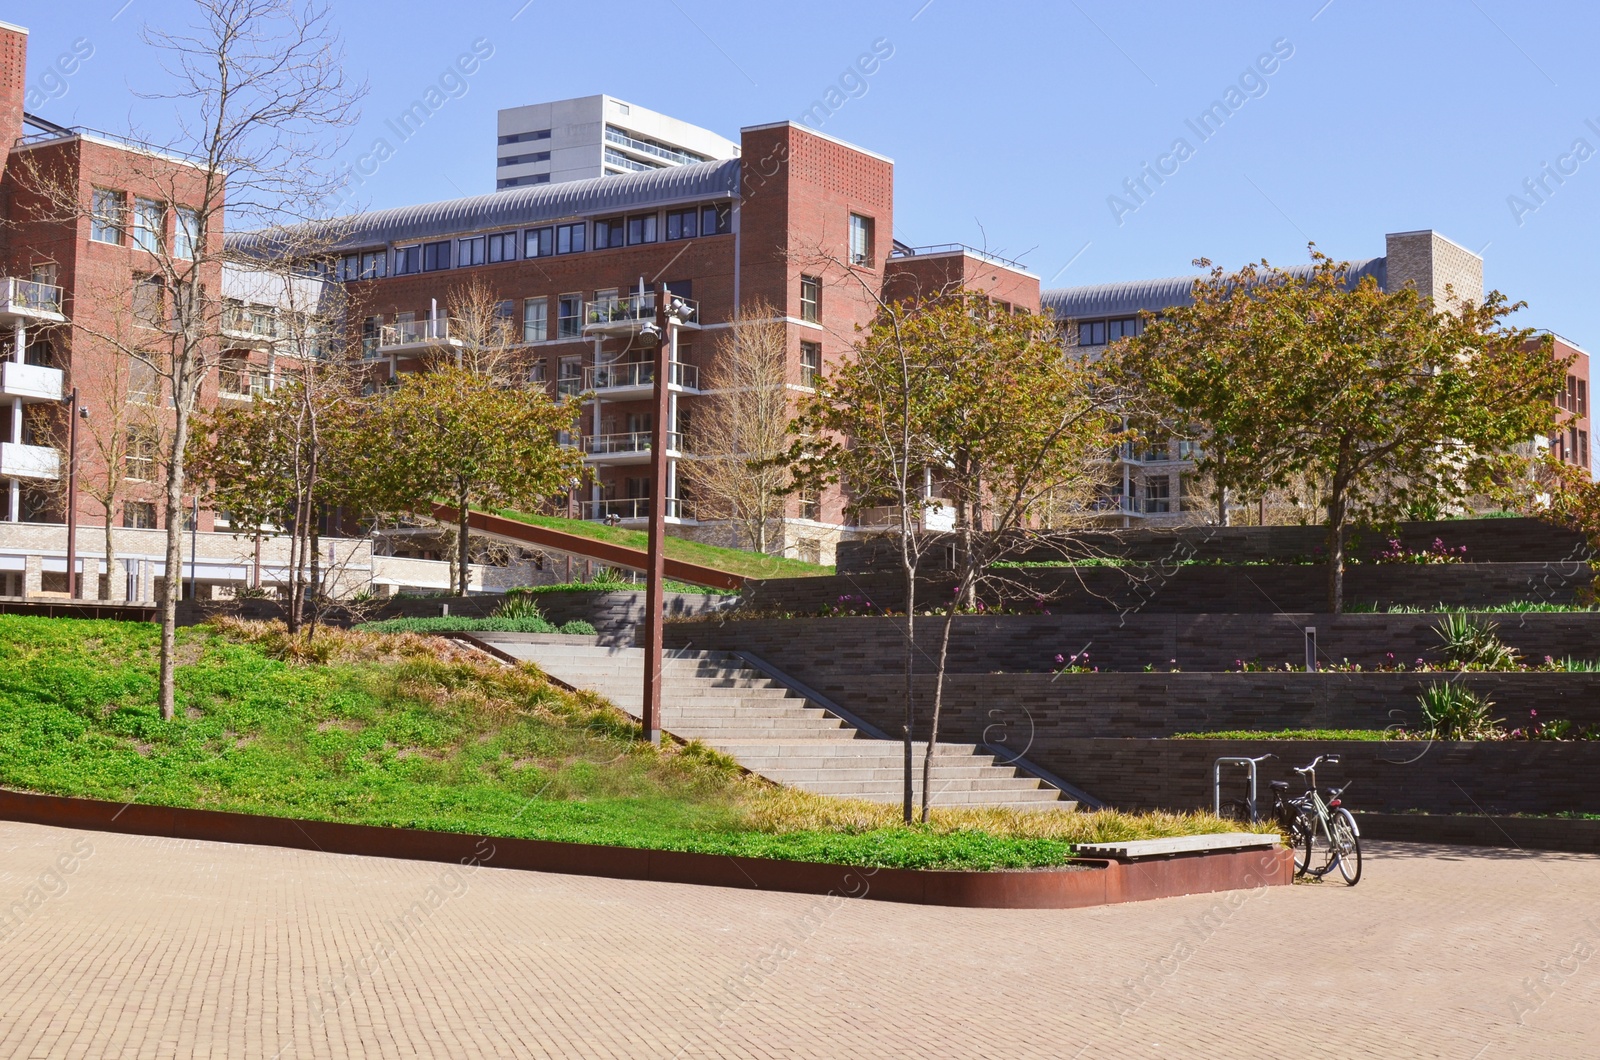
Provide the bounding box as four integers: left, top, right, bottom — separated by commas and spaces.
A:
0, 822, 1596, 1058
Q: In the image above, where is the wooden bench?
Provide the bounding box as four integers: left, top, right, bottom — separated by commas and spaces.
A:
1074, 832, 1281, 861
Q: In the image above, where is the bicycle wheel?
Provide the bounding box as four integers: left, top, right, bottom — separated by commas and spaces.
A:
1220, 798, 1256, 825
1330, 808, 1362, 886
1287, 812, 1314, 876
1305, 813, 1340, 877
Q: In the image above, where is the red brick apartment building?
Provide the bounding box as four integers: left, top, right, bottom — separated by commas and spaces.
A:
235, 120, 1039, 564
1545, 332, 1590, 473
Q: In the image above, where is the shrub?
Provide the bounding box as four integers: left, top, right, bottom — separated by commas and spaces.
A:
1418, 682, 1503, 740
1434, 614, 1520, 670
494, 594, 546, 620
356, 615, 597, 635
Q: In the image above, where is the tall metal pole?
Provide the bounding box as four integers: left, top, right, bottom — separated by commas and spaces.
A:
65, 387, 79, 599
640, 283, 671, 745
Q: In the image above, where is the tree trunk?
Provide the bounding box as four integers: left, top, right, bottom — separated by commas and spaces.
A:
308, 509, 321, 636
286, 498, 304, 635
158, 405, 192, 722
1326, 491, 1346, 615
921, 599, 959, 823
456, 503, 471, 597
1217, 484, 1229, 527
901, 548, 917, 825
103, 507, 116, 603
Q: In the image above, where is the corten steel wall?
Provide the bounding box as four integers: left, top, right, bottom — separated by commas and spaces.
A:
735, 562, 1596, 615
664, 613, 1600, 675
837, 517, 1591, 572
1034, 738, 1600, 816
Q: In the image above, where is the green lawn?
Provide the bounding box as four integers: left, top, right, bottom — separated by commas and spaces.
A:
0, 616, 1259, 870
492, 509, 834, 580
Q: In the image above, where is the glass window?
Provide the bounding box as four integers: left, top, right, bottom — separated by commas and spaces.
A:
523, 298, 548, 342
124, 428, 157, 480
524, 226, 553, 258
849, 213, 873, 266
555, 223, 585, 254
557, 355, 582, 398
665, 208, 698, 240
361, 250, 386, 279
594, 218, 625, 249
90, 188, 124, 244
457, 236, 486, 267
133, 198, 164, 253
394, 245, 421, 275
800, 275, 821, 323
174, 207, 198, 260
529, 359, 548, 385
133, 275, 165, 329
129, 353, 158, 404
801, 341, 822, 387
797, 490, 820, 521
1108, 317, 1140, 341
1078, 320, 1107, 346
422, 241, 451, 271
487, 231, 517, 263
700, 202, 732, 235
626, 214, 657, 245
1143, 476, 1171, 514
557, 294, 582, 339
123, 501, 157, 529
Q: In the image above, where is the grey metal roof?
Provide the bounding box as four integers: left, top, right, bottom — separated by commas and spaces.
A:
226, 158, 742, 255
1042, 257, 1387, 320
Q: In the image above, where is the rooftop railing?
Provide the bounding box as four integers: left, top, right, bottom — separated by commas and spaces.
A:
888, 242, 1031, 273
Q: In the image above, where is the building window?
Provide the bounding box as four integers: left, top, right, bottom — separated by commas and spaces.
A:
132, 198, 164, 254
800, 275, 821, 323
498, 129, 551, 145
133, 275, 165, 329
487, 231, 517, 263
497, 151, 551, 166
848, 213, 874, 266
594, 217, 625, 250
555, 222, 586, 254
124, 429, 158, 480
394, 245, 421, 275
627, 214, 657, 245
524, 226, 554, 258
129, 353, 159, 404
796, 490, 821, 521
91, 188, 125, 244
797, 538, 822, 564
800, 341, 822, 387
1108, 317, 1141, 341
338, 250, 387, 281
421, 241, 451, 271
701, 202, 732, 236
557, 356, 582, 398
457, 236, 486, 267
1582, 430, 1591, 468
1143, 476, 1171, 514
1579, 379, 1589, 418
174, 207, 198, 260
124, 500, 157, 529
497, 175, 551, 189
1078, 320, 1107, 347
523, 298, 548, 342
529, 359, 548, 385
557, 294, 583, 339
665, 208, 698, 240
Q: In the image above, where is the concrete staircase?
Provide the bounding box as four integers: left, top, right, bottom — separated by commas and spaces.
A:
469, 634, 1075, 812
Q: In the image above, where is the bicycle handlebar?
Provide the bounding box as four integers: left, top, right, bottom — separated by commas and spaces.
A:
1293, 754, 1340, 774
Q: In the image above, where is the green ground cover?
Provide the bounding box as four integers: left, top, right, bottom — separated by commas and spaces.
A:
354, 616, 599, 635
0, 616, 1261, 870
1173, 729, 1402, 741
491, 510, 834, 580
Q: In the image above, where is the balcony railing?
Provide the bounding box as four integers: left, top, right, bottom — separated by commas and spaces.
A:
583, 293, 698, 333
582, 361, 699, 391
584, 431, 685, 457
0, 441, 61, 481
556, 376, 583, 399
582, 497, 686, 521
379, 318, 455, 349
222, 306, 281, 341
219, 368, 271, 399
603, 126, 708, 167
602, 148, 659, 174
0, 277, 65, 318
1, 361, 65, 403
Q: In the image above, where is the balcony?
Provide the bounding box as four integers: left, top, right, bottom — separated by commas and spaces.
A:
378, 318, 462, 352
219, 368, 271, 400
1, 361, 65, 403
581, 497, 687, 522
583, 430, 685, 465
603, 126, 708, 168
581, 360, 700, 397
583, 293, 699, 338
0, 442, 61, 481
0, 278, 66, 323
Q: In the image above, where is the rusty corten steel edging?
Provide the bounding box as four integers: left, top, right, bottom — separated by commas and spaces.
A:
430, 505, 744, 591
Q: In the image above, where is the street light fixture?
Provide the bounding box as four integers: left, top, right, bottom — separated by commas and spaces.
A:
640, 282, 689, 746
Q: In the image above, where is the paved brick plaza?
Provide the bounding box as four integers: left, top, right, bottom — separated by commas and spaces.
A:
0, 821, 1595, 1058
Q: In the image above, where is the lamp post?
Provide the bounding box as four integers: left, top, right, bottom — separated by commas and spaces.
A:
63, 388, 80, 599
639, 282, 692, 745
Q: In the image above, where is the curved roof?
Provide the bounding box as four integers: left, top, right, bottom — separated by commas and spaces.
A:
227, 158, 742, 256
1041, 257, 1387, 320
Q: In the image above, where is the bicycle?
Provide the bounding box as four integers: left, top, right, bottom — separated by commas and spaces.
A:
1269, 754, 1362, 886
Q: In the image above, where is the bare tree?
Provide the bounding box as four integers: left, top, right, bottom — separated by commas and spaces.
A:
13, 1, 362, 717
681, 300, 792, 553
440, 277, 523, 383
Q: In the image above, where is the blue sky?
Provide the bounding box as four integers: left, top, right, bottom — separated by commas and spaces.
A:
18, 0, 1600, 344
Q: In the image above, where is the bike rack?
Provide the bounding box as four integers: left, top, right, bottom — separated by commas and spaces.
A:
1213, 756, 1265, 822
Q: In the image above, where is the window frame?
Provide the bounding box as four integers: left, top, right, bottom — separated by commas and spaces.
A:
421, 240, 451, 272
848, 213, 874, 267
626, 213, 657, 246
487, 231, 518, 263
457, 235, 486, 267
523, 298, 548, 343
555, 222, 586, 255
799, 275, 821, 323
665, 207, 698, 241
556, 294, 583, 339
800, 340, 822, 388
90, 187, 125, 245
173, 206, 198, 260
524, 226, 554, 258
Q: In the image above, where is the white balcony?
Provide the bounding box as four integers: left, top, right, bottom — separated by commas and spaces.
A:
582, 293, 699, 338
378, 318, 462, 352
581, 360, 700, 398
583, 430, 685, 465
1, 361, 65, 403
0, 278, 66, 323
0, 442, 61, 481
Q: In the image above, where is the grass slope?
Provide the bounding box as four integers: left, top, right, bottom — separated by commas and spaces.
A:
0, 616, 1264, 870
492, 509, 834, 580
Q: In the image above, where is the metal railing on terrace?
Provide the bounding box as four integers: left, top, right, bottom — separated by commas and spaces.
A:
603, 149, 657, 174
888, 242, 1031, 273
584, 431, 685, 456
379, 318, 453, 348
603, 126, 709, 167
582, 361, 699, 391
0, 277, 64, 315
582, 497, 686, 521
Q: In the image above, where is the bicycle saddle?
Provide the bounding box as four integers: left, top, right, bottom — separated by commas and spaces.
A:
1269, 780, 1289, 791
